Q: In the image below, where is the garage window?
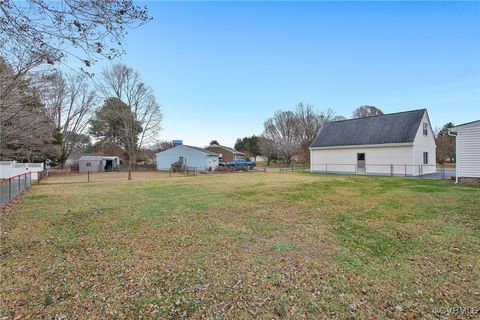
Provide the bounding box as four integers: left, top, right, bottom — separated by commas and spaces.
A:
86, 162, 91, 167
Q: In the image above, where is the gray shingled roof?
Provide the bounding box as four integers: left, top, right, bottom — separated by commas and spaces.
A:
79, 156, 117, 161
79, 156, 103, 161
208, 144, 245, 155
183, 145, 220, 156
310, 109, 426, 148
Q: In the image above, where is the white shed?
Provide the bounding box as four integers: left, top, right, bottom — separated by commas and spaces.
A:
309, 109, 436, 176
155, 145, 220, 171
78, 156, 119, 173
448, 120, 480, 182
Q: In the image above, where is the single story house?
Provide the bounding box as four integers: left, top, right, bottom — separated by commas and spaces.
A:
79, 156, 120, 173
448, 120, 480, 183
205, 144, 245, 163
309, 109, 436, 176
155, 144, 220, 171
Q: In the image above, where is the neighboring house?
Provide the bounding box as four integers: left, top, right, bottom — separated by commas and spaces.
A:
65, 152, 94, 167
309, 109, 436, 176
155, 145, 220, 171
448, 120, 480, 183
206, 144, 245, 163
79, 156, 119, 173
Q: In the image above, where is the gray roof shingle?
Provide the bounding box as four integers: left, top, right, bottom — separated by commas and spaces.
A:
208, 144, 245, 155
310, 109, 426, 148
183, 145, 220, 156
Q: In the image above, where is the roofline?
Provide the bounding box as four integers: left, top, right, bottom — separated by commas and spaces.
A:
155, 144, 219, 156
329, 108, 427, 124
451, 119, 480, 129
207, 144, 245, 155
309, 142, 414, 150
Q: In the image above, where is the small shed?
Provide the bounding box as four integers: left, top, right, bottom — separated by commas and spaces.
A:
448, 120, 480, 183
79, 156, 119, 173
155, 145, 220, 171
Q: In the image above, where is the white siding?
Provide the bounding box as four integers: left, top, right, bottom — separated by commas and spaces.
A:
155, 145, 219, 171
412, 111, 437, 175
454, 121, 480, 178
79, 159, 103, 173
310, 145, 417, 175
0, 162, 44, 180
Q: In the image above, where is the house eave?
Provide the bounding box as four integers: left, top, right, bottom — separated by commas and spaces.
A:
309, 142, 414, 150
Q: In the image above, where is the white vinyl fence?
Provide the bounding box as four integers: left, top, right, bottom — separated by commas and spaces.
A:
0, 161, 44, 206
0, 161, 44, 180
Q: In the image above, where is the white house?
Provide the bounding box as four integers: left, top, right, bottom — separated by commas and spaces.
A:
309, 109, 436, 176
448, 120, 480, 183
155, 145, 220, 171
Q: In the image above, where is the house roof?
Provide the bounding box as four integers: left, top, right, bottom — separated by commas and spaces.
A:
310, 109, 427, 148
185, 145, 220, 156
79, 156, 104, 161
79, 155, 119, 161
451, 119, 480, 129
156, 145, 220, 156
207, 144, 245, 155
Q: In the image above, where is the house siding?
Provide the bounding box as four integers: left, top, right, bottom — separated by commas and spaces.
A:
412, 111, 437, 175
454, 121, 480, 178
79, 160, 103, 173
156, 145, 219, 171
310, 145, 416, 175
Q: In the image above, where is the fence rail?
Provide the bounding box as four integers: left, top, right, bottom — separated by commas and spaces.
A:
0, 172, 33, 206
309, 163, 451, 178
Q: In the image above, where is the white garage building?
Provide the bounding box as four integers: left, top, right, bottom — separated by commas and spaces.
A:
155, 144, 220, 171
448, 120, 480, 183
310, 109, 436, 176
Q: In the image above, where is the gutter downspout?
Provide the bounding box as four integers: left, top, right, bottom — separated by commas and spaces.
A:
448, 129, 458, 183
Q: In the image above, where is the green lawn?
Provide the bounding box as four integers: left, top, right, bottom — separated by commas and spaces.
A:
1, 172, 479, 319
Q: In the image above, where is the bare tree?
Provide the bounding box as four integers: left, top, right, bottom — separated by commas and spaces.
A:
263, 103, 335, 165
152, 140, 174, 153
435, 122, 455, 164
39, 71, 97, 166
263, 110, 300, 165
99, 64, 162, 178
0, 0, 150, 69
352, 105, 384, 118
294, 103, 334, 164
258, 136, 277, 165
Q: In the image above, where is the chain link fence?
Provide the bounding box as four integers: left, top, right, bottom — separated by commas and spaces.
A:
0, 172, 33, 206
309, 163, 453, 179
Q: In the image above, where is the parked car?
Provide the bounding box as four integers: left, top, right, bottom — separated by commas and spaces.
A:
219, 162, 227, 166
226, 159, 256, 167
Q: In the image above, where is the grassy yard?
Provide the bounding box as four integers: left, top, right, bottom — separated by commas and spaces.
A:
1, 172, 479, 319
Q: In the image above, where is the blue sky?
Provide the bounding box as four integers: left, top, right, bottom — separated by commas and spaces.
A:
87, 1, 480, 148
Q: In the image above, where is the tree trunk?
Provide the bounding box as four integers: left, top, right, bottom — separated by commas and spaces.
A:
128, 150, 136, 180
